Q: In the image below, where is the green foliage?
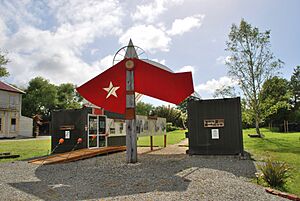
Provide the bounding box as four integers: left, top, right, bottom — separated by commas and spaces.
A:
258, 160, 290, 188
22, 77, 82, 118
213, 85, 236, 99
0, 52, 9, 77
22, 77, 58, 118
259, 77, 292, 124
226, 19, 283, 135
57, 83, 82, 110
243, 128, 300, 196
136, 101, 154, 116
290, 66, 300, 109
166, 122, 179, 132
176, 98, 188, 113
241, 99, 254, 128
152, 105, 186, 128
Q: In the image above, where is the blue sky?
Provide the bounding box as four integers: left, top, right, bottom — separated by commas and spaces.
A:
0, 0, 299, 106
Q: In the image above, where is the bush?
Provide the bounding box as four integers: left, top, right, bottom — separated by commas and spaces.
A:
166, 122, 179, 132
258, 160, 290, 188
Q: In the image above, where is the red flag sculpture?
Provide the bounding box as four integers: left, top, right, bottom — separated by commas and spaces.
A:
134, 59, 194, 105
76, 59, 126, 114
77, 58, 194, 114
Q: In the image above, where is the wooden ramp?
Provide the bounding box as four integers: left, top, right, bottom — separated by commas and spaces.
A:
28, 146, 126, 165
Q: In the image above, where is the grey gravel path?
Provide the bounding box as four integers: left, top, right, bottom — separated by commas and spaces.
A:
0, 142, 285, 201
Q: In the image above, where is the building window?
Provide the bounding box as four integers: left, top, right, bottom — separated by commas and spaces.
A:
11, 118, 16, 132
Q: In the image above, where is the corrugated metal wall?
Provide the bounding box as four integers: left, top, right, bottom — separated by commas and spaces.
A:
51, 107, 127, 154
187, 97, 243, 155
51, 108, 91, 153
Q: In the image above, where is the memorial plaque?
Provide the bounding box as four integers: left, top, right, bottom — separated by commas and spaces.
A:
204, 119, 224, 128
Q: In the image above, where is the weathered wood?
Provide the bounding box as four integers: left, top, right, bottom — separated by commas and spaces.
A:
28, 146, 126, 165
0, 154, 20, 159
150, 136, 153, 151
124, 40, 138, 163
126, 119, 137, 163
125, 60, 137, 163
164, 135, 167, 147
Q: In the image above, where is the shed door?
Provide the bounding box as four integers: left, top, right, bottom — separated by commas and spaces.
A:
88, 115, 107, 148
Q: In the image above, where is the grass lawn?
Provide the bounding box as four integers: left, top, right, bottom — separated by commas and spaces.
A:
137, 130, 186, 147
243, 128, 300, 196
0, 139, 51, 163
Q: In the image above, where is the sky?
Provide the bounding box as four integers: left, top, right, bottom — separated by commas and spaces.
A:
0, 0, 299, 106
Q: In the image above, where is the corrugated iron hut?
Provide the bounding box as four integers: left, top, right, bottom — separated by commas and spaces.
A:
51, 107, 126, 153
187, 97, 244, 155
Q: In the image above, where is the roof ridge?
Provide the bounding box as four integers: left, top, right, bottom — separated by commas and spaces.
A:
0, 80, 25, 94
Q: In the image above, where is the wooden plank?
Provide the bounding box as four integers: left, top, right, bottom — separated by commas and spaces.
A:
28, 146, 126, 165
150, 136, 153, 151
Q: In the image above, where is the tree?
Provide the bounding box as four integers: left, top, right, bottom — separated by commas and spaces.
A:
226, 19, 283, 137
22, 77, 57, 117
152, 105, 186, 128
136, 101, 154, 116
290, 66, 300, 109
213, 85, 236, 98
177, 95, 201, 113
0, 52, 9, 77
57, 83, 82, 110
259, 77, 291, 124
241, 98, 254, 128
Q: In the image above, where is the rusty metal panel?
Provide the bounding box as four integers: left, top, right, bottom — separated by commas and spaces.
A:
187, 97, 243, 155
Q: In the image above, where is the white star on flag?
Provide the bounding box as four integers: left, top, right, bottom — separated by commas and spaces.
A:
103, 81, 120, 98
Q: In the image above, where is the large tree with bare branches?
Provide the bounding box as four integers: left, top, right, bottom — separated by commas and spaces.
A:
226, 19, 283, 137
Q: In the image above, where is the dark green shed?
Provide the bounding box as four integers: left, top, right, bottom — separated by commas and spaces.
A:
187, 97, 244, 155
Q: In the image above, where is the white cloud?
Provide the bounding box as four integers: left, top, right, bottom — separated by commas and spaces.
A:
92, 54, 115, 72
216, 56, 232, 65
131, 0, 184, 23
90, 48, 99, 55
195, 76, 238, 94
167, 15, 205, 36
0, 0, 125, 86
119, 25, 171, 53
0, 19, 7, 46
176, 65, 195, 74
0, 0, 206, 90
151, 58, 166, 65
120, 14, 205, 53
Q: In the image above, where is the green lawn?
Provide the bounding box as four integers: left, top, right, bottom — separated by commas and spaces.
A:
243, 128, 300, 196
0, 139, 51, 163
137, 130, 186, 147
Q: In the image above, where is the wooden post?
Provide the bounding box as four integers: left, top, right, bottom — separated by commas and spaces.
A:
150, 136, 152, 150
164, 135, 167, 147
284, 120, 287, 133
125, 60, 137, 163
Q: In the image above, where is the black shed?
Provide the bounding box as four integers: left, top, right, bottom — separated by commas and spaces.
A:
187, 97, 243, 155
51, 107, 126, 154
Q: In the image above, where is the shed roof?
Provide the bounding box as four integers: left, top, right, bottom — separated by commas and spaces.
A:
0, 80, 25, 94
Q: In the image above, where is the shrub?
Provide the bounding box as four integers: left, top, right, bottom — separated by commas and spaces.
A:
258, 160, 290, 188
166, 122, 179, 132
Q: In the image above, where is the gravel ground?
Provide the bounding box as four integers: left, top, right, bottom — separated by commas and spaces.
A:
0, 142, 285, 201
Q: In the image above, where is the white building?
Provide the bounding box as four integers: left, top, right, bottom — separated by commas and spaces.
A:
0, 81, 33, 138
